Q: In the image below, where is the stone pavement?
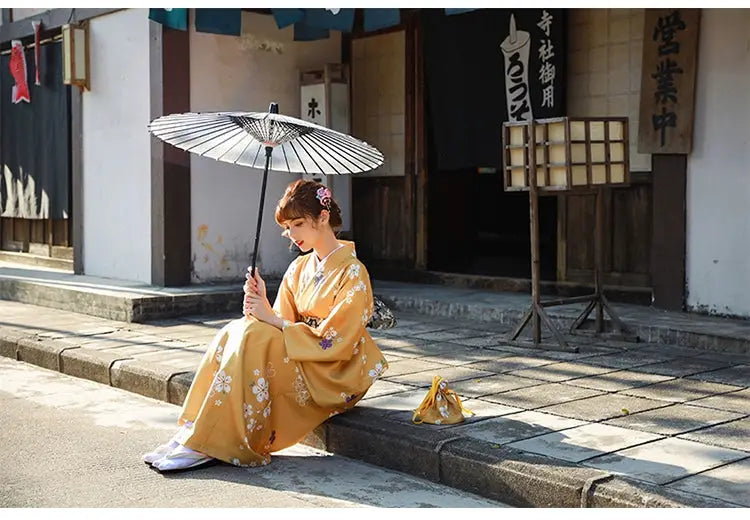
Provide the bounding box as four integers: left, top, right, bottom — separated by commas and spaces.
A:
3, 262, 749, 355
373, 281, 750, 355
1, 298, 748, 508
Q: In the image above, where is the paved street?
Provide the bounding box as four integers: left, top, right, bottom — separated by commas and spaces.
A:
1, 2, 749, 511
1, 295, 749, 507
0, 357, 507, 508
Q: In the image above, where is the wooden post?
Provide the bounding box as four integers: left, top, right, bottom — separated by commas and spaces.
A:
507, 119, 575, 353
595, 188, 604, 332
24, 219, 31, 252
47, 217, 54, 257
413, 17, 427, 270
71, 85, 83, 272
528, 121, 541, 344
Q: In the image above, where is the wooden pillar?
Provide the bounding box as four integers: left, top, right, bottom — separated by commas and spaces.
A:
528, 121, 541, 343
71, 86, 84, 273
150, 22, 191, 286
409, 13, 427, 271
400, 14, 417, 266
0, 25, 3, 252
651, 154, 687, 310
594, 188, 604, 331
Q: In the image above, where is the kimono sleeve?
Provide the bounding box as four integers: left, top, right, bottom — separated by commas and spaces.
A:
283, 262, 373, 362
272, 260, 299, 322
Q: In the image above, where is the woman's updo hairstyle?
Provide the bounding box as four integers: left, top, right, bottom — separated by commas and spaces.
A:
275, 179, 343, 231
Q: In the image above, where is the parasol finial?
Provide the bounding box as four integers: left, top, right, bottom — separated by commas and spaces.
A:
269, 102, 279, 114
509, 14, 517, 45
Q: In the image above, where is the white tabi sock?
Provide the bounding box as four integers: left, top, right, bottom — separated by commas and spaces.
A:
142, 421, 194, 464
153, 444, 213, 472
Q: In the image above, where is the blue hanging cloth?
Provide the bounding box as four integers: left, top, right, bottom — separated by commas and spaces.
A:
195, 8, 242, 36
363, 9, 401, 32
271, 8, 305, 29
293, 22, 330, 42
444, 8, 479, 16
302, 8, 355, 32
148, 8, 188, 31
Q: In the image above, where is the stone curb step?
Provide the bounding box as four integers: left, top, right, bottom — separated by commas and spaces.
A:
0, 251, 73, 270
0, 329, 733, 509
0, 277, 276, 323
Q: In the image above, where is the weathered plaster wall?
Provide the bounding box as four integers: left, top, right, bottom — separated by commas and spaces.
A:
82, 8, 152, 282
685, 9, 750, 318
190, 11, 341, 282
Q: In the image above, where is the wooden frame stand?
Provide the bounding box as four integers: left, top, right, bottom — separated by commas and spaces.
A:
504, 119, 636, 352
508, 188, 635, 352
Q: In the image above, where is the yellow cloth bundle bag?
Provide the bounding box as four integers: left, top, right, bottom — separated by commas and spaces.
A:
412, 376, 474, 425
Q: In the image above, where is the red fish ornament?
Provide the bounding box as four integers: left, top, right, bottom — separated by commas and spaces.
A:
9, 40, 31, 104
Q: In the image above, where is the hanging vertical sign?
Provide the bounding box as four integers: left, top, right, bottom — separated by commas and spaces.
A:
536, 10, 556, 111
501, 15, 533, 121
500, 9, 559, 123
300, 71, 329, 187
638, 9, 700, 154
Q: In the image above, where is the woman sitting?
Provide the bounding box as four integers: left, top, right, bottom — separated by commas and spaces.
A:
143, 180, 389, 472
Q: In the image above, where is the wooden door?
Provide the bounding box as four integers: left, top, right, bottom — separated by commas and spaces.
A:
559, 173, 653, 288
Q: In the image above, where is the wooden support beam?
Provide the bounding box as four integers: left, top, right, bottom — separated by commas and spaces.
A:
71, 86, 83, 273
151, 22, 192, 286
0, 8, 121, 45
413, 15, 427, 270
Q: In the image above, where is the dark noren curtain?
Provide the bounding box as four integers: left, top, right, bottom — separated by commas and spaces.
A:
422, 8, 566, 171
0, 41, 71, 219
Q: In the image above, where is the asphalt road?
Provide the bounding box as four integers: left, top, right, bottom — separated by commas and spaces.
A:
0, 357, 507, 508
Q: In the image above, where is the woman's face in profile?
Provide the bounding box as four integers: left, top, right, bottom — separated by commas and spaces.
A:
281, 216, 321, 253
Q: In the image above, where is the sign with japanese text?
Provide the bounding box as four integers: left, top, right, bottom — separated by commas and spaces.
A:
638, 9, 700, 154
501, 10, 560, 123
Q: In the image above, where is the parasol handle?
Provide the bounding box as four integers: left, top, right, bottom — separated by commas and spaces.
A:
249, 102, 279, 279
250, 145, 273, 279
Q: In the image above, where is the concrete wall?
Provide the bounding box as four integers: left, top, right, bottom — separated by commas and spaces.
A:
189, 11, 341, 282
685, 9, 750, 318
567, 8, 651, 172
81, 9, 152, 282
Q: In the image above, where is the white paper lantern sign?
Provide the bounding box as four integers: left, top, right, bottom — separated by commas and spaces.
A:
503, 117, 630, 192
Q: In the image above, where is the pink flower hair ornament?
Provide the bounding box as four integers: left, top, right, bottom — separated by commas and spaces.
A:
316, 187, 332, 211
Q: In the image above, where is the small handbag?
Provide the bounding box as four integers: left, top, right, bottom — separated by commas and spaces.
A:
412, 376, 474, 425
367, 294, 398, 330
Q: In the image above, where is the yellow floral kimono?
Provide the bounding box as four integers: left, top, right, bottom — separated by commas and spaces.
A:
175, 241, 388, 467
